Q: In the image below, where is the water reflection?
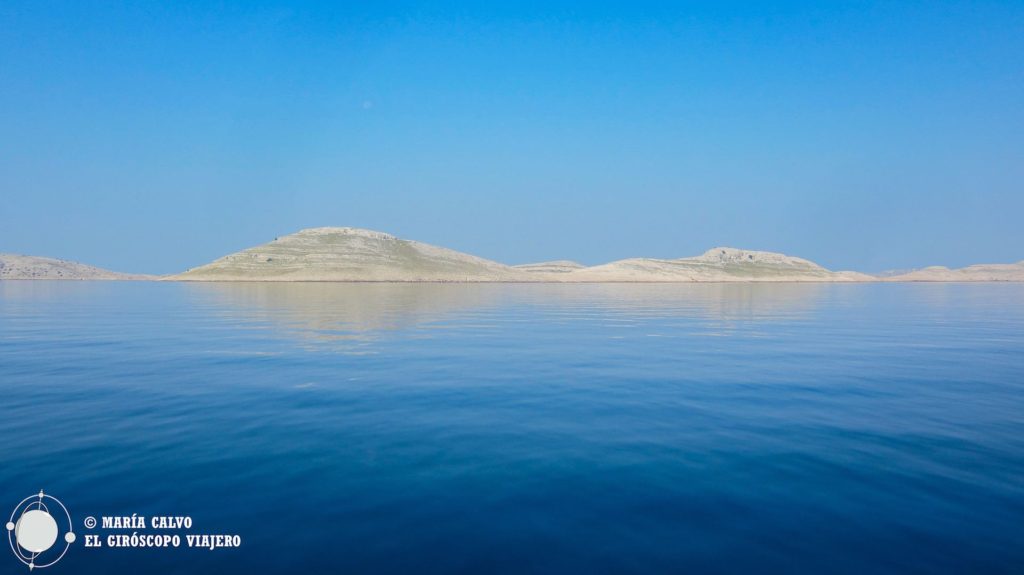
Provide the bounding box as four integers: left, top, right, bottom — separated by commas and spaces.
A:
184, 282, 832, 345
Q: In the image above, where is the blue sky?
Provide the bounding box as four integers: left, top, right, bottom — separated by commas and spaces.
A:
1, 1, 1021, 274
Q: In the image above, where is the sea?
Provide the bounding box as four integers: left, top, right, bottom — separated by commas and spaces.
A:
1, 281, 1022, 574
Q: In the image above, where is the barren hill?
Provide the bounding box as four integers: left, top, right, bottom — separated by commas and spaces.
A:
0, 254, 152, 280
565, 248, 870, 282
171, 229, 872, 283
171, 227, 524, 282
885, 261, 1024, 282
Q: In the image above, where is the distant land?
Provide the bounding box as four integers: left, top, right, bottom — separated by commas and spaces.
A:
885, 263, 1024, 282
0, 254, 154, 281
2, 227, 1022, 282
169, 227, 870, 282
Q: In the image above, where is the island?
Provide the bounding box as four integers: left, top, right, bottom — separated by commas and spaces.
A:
3, 227, 1022, 282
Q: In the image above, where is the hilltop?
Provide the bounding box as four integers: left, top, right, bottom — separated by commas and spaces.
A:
171, 227, 523, 282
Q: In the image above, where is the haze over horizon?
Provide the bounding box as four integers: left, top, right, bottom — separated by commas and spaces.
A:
2, 1, 1022, 275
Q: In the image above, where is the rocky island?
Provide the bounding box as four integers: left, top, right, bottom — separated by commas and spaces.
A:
4, 227, 1022, 282
169, 227, 869, 282
0, 254, 153, 280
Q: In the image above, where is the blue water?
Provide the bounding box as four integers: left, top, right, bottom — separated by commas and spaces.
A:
1, 282, 1023, 574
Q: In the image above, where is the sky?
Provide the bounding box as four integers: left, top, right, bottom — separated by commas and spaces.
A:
1, 1, 1022, 275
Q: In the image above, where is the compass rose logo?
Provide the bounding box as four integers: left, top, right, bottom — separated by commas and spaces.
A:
7, 491, 75, 570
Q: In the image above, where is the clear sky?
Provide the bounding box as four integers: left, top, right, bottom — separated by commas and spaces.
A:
1, 1, 1021, 274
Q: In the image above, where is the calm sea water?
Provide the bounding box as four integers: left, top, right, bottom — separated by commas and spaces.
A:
1, 282, 1022, 574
